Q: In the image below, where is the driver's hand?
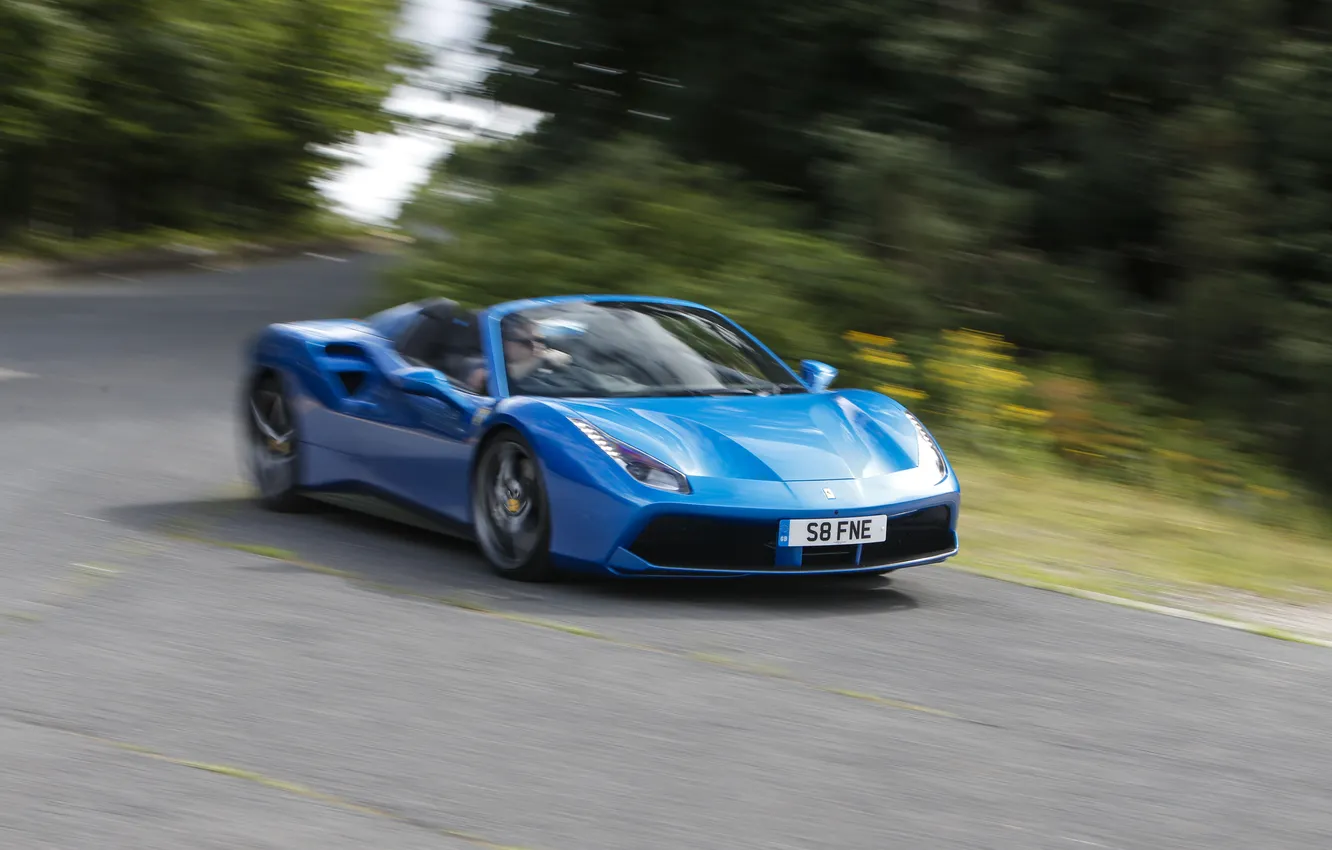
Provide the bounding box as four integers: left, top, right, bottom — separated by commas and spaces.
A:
543, 349, 572, 368
467, 366, 488, 393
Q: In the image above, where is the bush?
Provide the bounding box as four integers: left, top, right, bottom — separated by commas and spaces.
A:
386, 136, 929, 368
843, 324, 1321, 530
844, 327, 1053, 458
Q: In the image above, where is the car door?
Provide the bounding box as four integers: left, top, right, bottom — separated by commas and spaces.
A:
386, 377, 488, 523
374, 306, 492, 524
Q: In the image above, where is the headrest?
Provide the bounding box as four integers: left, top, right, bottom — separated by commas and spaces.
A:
397, 297, 482, 368
418, 297, 460, 321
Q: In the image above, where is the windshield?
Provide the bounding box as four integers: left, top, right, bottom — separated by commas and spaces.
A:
497, 301, 805, 399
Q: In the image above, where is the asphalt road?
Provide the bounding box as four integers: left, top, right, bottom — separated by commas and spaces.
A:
3, 254, 1332, 850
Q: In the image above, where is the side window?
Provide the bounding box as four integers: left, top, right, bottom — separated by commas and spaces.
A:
395, 304, 487, 394
437, 324, 484, 392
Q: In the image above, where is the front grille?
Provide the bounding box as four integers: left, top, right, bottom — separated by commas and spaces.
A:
628, 515, 777, 568
798, 545, 859, 568
627, 503, 956, 572
861, 505, 955, 566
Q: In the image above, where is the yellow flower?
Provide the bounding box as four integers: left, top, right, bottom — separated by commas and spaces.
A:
856, 349, 913, 368
876, 384, 928, 400
999, 404, 1052, 424
844, 330, 894, 347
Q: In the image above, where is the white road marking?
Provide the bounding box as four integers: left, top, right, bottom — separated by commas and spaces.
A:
304, 252, 349, 262
0, 367, 35, 382
73, 563, 120, 575
63, 512, 110, 523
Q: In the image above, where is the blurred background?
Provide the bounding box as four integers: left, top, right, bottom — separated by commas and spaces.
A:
3, 0, 1332, 606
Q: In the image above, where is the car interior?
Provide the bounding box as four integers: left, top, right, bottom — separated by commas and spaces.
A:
393, 298, 485, 391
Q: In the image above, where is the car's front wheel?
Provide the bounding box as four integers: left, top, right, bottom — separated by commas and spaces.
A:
471, 430, 557, 582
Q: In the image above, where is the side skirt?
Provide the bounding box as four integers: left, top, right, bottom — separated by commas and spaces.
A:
301, 481, 476, 542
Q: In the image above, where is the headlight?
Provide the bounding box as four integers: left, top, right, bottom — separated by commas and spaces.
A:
905, 411, 949, 483
571, 418, 692, 494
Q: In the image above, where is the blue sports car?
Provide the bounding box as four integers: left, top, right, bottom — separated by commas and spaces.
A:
241, 294, 960, 581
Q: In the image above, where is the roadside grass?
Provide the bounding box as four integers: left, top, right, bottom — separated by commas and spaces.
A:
948, 450, 1332, 608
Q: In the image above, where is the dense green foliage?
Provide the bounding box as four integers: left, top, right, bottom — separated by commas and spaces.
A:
392, 136, 1323, 527
389, 137, 930, 364
0, 0, 420, 242
397, 0, 1332, 497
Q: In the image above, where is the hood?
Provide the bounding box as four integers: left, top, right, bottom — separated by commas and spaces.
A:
558, 392, 924, 482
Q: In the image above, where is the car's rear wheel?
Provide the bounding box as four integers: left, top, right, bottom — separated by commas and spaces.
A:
472, 430, 556, 582
244, 371, 309, 512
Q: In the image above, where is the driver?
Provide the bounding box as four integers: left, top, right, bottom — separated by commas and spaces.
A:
466, 314, 572, 394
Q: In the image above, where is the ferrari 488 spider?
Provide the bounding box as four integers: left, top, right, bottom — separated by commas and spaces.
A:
240, 294, 960, 581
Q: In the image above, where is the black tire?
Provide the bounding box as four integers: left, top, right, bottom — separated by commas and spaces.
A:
471, 430, 557, 582
242, 371, 311, 513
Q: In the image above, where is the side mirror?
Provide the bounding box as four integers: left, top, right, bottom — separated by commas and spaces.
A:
799, 359, 838, 392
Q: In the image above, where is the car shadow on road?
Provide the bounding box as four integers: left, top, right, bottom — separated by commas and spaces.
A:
103, 493, 921, 622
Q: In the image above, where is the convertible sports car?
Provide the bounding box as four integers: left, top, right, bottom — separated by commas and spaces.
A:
240, 294, 960, 581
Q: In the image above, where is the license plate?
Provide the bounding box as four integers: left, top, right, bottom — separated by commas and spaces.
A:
778, 515, 888, 548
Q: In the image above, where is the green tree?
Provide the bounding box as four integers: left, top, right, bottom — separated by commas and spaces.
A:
390, 135, 928, 370
453, 0, 1332, 494
0, 0, 424, 240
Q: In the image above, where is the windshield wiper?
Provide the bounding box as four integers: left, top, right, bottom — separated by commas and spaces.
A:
629, 387, 757, 397
740, 382, 806, 395
567, 387, 759, 398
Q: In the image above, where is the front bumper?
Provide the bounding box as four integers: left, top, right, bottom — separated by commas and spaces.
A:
545, 460, 961, 577
603, 498, 958, 577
